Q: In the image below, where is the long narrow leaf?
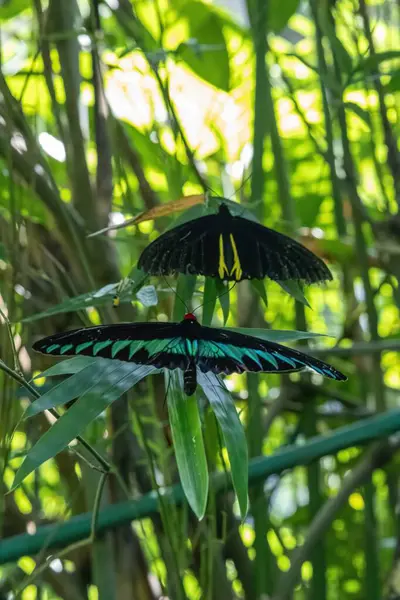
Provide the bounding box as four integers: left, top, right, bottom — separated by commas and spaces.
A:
216, 280, 230, 324
198, 371, 248, 518
12, 364, 157, 489
202, 277, 217, 326
173, 274, 197, 321
226, 327, 328, 343
277, 280, 311, 307
32, 356, 99, 379
167, 371, 208, 519
26, 360, 122, 418
22, 269, 147, 323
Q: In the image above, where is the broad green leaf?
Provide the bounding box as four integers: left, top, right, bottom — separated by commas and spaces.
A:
268, 0, 299, 32
251, 279, 268, 308
277, 280, 311, 308
202, 278, 217, 326
167, 371, 208, 519
177, 2, 230, 91
216, 280, 230, 324
198, 372, 248, 519
12, 364, 157, 489
22, 269, 147, 323
173, 274, 197, 321
208, 197, 260, 223
171, 203, 208, 228
25, 360, 123, 418
136, 285, 158, 307
226, 327, 328, 343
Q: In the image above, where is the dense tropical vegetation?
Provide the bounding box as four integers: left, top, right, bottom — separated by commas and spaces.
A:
0, 0, 400, 598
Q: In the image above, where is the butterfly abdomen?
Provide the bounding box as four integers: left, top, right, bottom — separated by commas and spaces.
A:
184, 362, 197, 396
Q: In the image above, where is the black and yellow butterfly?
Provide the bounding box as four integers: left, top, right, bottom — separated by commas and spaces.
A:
33, 313, 346, 396
138, 202, 332, 283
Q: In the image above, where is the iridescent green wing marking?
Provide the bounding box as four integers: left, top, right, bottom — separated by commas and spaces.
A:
196, 338, 346, 380
33, 323, 190, 371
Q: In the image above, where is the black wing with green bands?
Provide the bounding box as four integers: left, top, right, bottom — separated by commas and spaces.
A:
32, 322, 190, 370
33, 318, 346, 382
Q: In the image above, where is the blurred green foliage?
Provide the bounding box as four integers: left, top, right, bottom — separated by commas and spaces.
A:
0, 0, 400, 599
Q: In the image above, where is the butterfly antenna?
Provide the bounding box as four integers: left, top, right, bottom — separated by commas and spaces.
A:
162, 276, 189, 315
231, 168, 253, 201
193, 281, 236, 320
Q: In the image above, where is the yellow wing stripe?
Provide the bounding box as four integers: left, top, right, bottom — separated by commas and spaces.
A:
229, 234, 242, 280
218, 234, 243, 280
218, 234, 230, 278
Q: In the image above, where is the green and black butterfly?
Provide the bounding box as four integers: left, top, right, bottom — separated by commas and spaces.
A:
138, 202, 332, 283
33, 313, 346, 396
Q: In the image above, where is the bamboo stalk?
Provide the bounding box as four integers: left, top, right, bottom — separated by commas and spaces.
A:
4, 408, 400, 565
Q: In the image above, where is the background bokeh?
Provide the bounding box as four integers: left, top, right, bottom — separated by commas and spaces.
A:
0, 0, 400, 598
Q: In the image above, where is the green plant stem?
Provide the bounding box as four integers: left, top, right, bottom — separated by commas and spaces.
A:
245, 0, 278, 594
358, 0, 400, 208
3, 408, 400, 565
0, 360, 110, 474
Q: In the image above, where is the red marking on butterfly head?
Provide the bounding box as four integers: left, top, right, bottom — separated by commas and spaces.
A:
184, 312, 197, 321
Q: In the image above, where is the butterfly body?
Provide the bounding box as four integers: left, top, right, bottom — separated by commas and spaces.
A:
138, 202, 332, 283
33, 313, 346, 395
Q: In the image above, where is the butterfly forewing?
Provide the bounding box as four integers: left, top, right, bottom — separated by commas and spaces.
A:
195, 327, 346, 381
33, 322, 191, 371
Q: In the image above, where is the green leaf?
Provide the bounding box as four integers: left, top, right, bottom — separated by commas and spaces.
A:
170, 203, 207, 229
167, 371, 208, 519
277, 280, 311, 308
173, 274, 197, 321
26, 359, 123, 418
226, 327, 328, 343
0, 0, 30, 20
296, 194, 323, 228
216, 280, 230, 324
208, 196, 260, 223
354, 51, 400, 75
250, 279, 268, 308
176, 2, 230, 91
22, 269, 148, 323
198, 372, 248, 519
268, 0, 299, 32
12, 364, 157, 489
319, 10, 352, 79
385, 71, 400, 93
202, 277, 217, 326
344, 102, 370, 128
32, 356, 98, 379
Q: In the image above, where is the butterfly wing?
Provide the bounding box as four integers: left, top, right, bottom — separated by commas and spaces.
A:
138, 203, 332, 283
228, 218, 332, 283
195, 328, 346, 381
33, 322, 190, 371
138, 213, 221, 277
